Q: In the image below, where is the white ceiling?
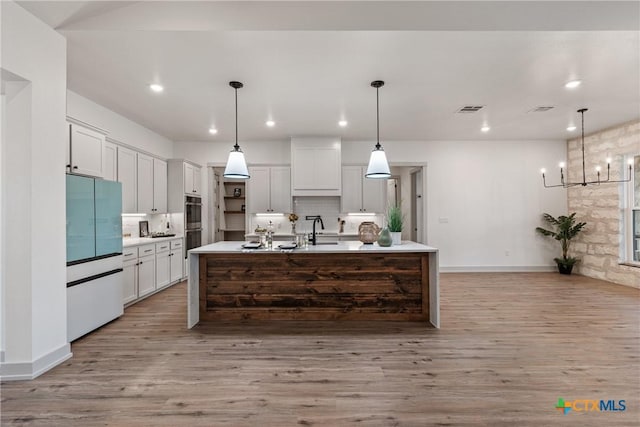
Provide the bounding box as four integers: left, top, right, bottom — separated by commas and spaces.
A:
18, 1, 640, 143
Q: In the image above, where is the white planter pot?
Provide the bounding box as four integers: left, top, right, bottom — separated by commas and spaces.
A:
390, 232, 402, 245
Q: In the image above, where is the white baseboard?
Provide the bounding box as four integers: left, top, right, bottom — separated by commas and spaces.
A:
0, 344, 72, 381
440, 265, 557, 273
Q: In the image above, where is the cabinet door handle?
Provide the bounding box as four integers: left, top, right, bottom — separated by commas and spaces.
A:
139, 261, 143, 265
66, 164, 71, 168
73, 166, 78, 170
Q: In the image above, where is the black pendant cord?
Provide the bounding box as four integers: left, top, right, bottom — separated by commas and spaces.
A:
234, 86, 239, 151
376, 85, 381, 150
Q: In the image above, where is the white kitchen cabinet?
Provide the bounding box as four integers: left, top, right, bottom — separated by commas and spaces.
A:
153, 158, 168, 213
68, 123, 105, 178
170, 239, 184, 283
184, 163, 201, 196
137, 154, 167, 214
103, 141, 117, 181
137, 153, 154, 213
122, 247, 138, 305
291, 138, 341, 196
117, 146, 137, 213
123, 238, 183, 307
341, 165, 386, 213
123, 258, 138, 305
247, 166, 291, 213
155, 243, 171, 290
137, 244, 156, 297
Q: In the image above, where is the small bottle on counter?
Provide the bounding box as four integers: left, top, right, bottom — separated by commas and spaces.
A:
266, 221, 274, 249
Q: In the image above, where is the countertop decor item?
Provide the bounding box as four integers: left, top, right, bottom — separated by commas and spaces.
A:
377, 227, 392, 247
541, 108, 632, 188
387, 205, 404, 245
535, 212, 586, 275
139, 220, 149, 237
358, 221, 380, 244
223, 81, 250, 179
365, 80, 391, 179
288, 213, 298, 234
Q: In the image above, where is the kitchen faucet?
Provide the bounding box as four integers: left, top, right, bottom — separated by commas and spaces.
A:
307, 215, 324, 245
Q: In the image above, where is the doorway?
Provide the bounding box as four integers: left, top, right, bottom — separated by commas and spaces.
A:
410, 168, 423, 243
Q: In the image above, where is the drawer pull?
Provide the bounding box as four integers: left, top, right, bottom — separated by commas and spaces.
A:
144, 249, 152, 253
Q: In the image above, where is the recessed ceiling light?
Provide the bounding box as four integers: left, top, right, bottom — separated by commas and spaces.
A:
209, 127, 218, 135
566, 125, 577, 131
149, 84, 164, 93
266, 120, 275, 127
565, 80, 581, 89
338, 120, 348, 127
481, 125, 490, 132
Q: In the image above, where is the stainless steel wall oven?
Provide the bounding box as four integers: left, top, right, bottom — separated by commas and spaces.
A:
185, 195, 202, 258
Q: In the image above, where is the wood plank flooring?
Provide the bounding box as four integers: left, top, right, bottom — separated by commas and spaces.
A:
2, 273, 639, 426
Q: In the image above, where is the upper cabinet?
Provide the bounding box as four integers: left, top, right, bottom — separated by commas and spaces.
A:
117, 148, 167, 214
341, 165, 387, 213
291, 137, 341, 196
68, 122, 106, 178
247, 166, 291, 213
184, 163, 202, 196
103, 141, 117, 181
117, 146, 137, 213
137, 154, 167, 214
168, 160, 203, 213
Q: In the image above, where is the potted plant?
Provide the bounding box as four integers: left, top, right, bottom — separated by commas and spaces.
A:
535, 212, 586, 275
387, 205, 404, 245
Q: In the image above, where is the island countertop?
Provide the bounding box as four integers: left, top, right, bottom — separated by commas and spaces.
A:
189, 240, 438, 254
187, 241, 439, 328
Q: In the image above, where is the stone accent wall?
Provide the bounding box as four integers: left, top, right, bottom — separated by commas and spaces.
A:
567, 119, 640, 288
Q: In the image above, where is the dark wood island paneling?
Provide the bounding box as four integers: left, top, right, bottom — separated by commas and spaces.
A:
199, 252, 429, 321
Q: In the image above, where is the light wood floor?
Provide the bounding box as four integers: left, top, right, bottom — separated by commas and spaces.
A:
1, 273, 638, 426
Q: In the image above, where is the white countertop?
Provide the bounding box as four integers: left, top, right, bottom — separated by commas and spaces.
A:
123, 235, 183, 248
244, 232, 359, 238
189, 240, 437, 254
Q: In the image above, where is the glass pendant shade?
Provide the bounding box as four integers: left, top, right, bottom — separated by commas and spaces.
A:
224, 148, 249, 179
365, 80, 390, 179
366, 147, 391, 178
223, 80, 250, 180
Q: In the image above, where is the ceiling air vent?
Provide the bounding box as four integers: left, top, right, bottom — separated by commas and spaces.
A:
456, 105, 484, 113
529, 106, 555, 113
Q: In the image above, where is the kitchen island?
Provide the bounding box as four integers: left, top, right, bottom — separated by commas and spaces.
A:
188, 241, 439, 328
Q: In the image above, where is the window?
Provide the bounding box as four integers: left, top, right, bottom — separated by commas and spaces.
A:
625, 155, 640, 264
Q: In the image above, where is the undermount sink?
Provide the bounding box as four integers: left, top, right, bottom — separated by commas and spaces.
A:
314, 242, 339, 245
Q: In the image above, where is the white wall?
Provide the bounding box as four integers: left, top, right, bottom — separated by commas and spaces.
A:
177, 138, 567, 269
346, 140, 568, 270
0, 1, 70, 379
67, 90, 174, 159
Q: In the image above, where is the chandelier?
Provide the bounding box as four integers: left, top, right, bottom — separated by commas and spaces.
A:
542, 108, 633, 188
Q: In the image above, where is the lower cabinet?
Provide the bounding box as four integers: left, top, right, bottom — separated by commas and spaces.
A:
137, 252, 156, 298
155, 241, 171, 289
123, 238, 184, 307
170, 239, 184, 283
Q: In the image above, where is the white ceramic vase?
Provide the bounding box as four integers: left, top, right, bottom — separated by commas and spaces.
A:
391, 232, 402, 245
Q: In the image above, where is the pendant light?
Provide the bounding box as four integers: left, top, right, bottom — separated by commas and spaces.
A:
542, 108, 632, 188
365, 80, 391, 179
223, 81, 250, 179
